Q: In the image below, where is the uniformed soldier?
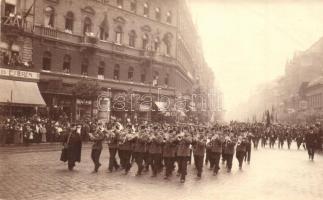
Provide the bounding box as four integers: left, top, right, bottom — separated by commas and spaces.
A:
176, 128, 192, 183
89, 122, 106, 173
192, 131, 206, 178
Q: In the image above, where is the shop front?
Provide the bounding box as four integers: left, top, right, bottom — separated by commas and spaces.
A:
0, 67, 46, 117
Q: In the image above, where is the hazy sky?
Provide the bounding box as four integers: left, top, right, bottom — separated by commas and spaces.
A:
188, 0, 323, 118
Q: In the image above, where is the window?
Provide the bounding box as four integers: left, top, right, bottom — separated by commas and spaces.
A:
81, 58, 89, 76
163, 33, 172, 56
83, 17, 92, 35
155, 8, 161, 21
141, 68, 146, 83
143, 2, 149, 17
128, 66, 134, 81
130, 0, 137, 12
114, 64, 120, 80
98, 61, 105, 79
65, 12, 74, 33
166, 11, 172, 23
62, 55, 71, 73
99, 14, 109, 41
100, 27, 109, 41
44, 6, 55, 28
129, 30, 136, 47
117, 0, 123, 8
42, 51, 51, 70
4, 0, 16, 17
154, 37, 160, 51
153, 71, 159, 86
115, 26, 123, 44
142, 33, 149, 50
165, 73, 169, 86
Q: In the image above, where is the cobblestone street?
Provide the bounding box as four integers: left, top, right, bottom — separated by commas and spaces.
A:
1, 144, 323, 200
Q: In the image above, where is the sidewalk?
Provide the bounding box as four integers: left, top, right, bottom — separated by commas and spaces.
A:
0, 142, 108, 154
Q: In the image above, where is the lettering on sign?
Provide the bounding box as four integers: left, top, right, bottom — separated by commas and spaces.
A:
88, 0, 109, 5
0, 68, 40, 80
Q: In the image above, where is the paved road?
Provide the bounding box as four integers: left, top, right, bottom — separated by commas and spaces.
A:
0, 144, 322, 200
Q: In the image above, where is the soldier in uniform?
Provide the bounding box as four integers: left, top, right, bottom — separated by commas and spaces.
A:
223, 135, 235, 172
89, 122, 106, 173
176, 128, 192, 183
106, 123, 120, 172
148, 127, 163, 177
133, 126, 149, 176
163, 129, 178, 179
118, 125, 135, 174
236, 136, 247, 170
192, 131, 207, 178
209, 132, 223, 175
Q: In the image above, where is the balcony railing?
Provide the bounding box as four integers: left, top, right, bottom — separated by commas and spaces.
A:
33, 25, 83, 44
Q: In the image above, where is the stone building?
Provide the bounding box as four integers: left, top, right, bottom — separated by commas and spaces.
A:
1, 0, 213, 121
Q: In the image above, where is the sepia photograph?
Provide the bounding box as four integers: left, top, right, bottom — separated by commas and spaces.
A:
0, 0, 322, 199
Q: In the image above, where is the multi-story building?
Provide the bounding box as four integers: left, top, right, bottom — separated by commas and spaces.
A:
0, 0, 213, 121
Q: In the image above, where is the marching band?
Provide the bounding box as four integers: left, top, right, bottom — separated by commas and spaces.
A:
60, 121, 322, 183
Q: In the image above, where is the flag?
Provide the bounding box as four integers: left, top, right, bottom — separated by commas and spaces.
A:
23, 1, 34, 19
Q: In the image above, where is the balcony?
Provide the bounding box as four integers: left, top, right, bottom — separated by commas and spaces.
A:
33, 25, 82, 44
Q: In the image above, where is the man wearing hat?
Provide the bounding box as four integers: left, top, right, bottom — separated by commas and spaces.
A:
61, 123, 82, 171
89, 122, 106, 172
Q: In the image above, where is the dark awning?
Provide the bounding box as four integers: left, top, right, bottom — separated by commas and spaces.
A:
0, 79, 46, 106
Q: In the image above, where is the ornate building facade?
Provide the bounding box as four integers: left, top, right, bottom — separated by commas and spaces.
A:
1, 0, 213, 121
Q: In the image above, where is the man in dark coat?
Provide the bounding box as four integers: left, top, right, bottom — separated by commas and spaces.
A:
62, 123, 82, 170
305, 126, 319, 161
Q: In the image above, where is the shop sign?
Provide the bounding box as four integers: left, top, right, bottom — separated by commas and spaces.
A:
0, 68, 40, 80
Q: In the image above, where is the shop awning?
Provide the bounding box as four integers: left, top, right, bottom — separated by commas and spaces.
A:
0, 79, 46, 106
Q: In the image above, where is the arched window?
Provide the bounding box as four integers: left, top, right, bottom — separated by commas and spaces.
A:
42, 51, 51, 70
128, 66, 134, 81
81, 58, 89, 76
98, 61, 105, 79
44, 6, 55, 28
83, 17, 92, 35
155, 8, 161, 21
129, 30, 136, 47
115, 26, 123, 44
166, 11, 172, 24
143, 2, 149, 17
163, 33, 172, 56
114, 64, 120, 80
65, 12, 74, 33
117, 0, 123, 8
130, 0, 137, 12
154, 37, 160, 52
142, 33, 149, 50
62, 55, 71, 73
